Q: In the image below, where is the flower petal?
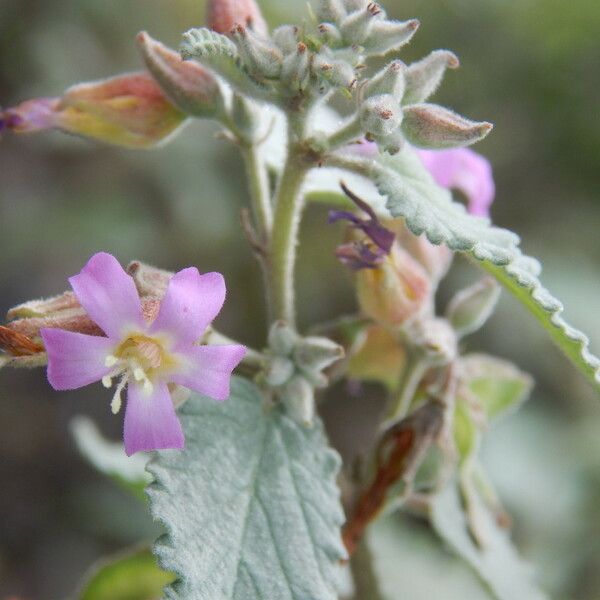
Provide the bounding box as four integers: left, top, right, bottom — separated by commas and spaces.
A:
150, 268, 226, 347
123, 381, 184, 456
40, 328, 114, 390
417, 148, 495, 217
171, 344, 246, 400
69, 252, 144, 339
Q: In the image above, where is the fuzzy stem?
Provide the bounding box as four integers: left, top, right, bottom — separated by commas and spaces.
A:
269, 150, 308, 326
327, 115, 364, 151
350, 540, 386, 600
241, 143, 273, 238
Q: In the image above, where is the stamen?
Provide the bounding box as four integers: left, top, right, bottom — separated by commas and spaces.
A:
105, 355, 118, 368
110, 375, 128, 415
102, 375, 113, 388
133, 367, 146, 382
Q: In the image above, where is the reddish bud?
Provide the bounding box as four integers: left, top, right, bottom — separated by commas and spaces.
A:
207, 0, 268, 38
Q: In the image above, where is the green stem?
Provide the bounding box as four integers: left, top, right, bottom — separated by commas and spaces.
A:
327, 115, 364, 151
382, 346, 428, 427
269, 150, 308, 327
350, 539, 386, 600
241, 143, 273, 238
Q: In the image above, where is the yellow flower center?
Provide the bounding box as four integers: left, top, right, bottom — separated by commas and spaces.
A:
102, 334, 176, 414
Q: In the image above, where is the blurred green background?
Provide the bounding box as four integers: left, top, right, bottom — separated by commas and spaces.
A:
0, 0, 599, 598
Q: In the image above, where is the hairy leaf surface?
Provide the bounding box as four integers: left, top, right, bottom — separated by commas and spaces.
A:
147, 377, 346, 599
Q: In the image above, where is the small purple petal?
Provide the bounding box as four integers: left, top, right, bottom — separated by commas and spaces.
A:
69, 252, 144, 339
150, 268, 226, 348
40, 328, 114, 390
417, 148, 495, 217
171, 344, 246, 400
335, 242, 385, 270
123, 381, 184, 456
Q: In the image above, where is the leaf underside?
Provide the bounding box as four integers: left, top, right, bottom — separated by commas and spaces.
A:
146, 377, 347, 600
429, 482, 548, 600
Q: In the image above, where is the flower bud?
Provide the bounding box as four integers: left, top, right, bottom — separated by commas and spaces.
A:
268, 321, 298, 356
402, 103, 493, 149
281, 375, 316, 426
356, 244, 432, 326
263, 355, 295, 387
360, 94, 402, 137
230, 25, 283, 80
293, 336, 344, 378
281, 43, 311, 93
126, 260, 173, 298
272, 25, 299, 54
371, 126, 405, 155
314, 54, 357, 89
408, 317, 457, 365
137, 32, 223, 117
340, 2, 383, 45
318, 0, 347, 24
207, 0, 268, 37
364, 60, 406, 101
362, 19, 420, 55
2, 72, 187, 148
403, 50, 460, 106
446, 277, 500, 337
317, 23, 343, 48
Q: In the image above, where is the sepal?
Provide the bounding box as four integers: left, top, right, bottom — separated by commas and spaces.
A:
362, 19, 420, 55
402, 103, 493, 149
403, 50, 459, 105
360, 94, 402, 136
137, 32, 224, 117
230, 25, 283, 80
340, 2, 384, 45
446, 277, 500, 337
364, 60, 406, 101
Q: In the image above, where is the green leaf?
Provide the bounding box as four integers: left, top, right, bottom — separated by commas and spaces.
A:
459, 354, 533, 421
429, 482, 549, 600
70, 416, 151, 500
78, 548, 175, 600
180, 28, 273, 102
147, 377, 347, 599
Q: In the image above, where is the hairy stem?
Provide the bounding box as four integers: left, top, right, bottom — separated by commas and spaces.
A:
241, 143, 273, 238
350, 540, 386, 600
269, 150, 308, 326
327, 115, 364, 151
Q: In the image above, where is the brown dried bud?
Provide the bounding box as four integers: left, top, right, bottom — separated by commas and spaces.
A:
207, 0, 268, 38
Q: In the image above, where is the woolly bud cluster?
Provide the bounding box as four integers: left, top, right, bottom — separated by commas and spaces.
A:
260, 322, 344, 426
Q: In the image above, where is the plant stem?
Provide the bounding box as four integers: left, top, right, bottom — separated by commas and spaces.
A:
382, 346, 428, 428
350, 539, 386, 600
241, 143, 273, 238
269, 149, 308, 327
327, 115, 364, 151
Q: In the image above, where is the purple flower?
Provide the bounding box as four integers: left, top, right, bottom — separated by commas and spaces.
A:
329, 183, 396, 270
416, 148, 495, 217
40, 252, 246, 455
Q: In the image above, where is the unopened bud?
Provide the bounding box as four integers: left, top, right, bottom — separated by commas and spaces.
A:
2, 73, 187, 149
293, 336, 344, 376
263, 355, 295, 386
340, 2, 384, 45
365, 60, 406, 100
314, 54, 357, 89
408, 317, 457, 365
207, 0, 268, 37
7, 291, 79, 320
268, 321, 297, 356
282, 375, 315, 426
137, 32, 223, 117
356, 244, 432, 326
281, 43, 311, 93
272, 25, 299, 54
230, 25, 283, 80
402, 103, 493, 149
371, 127, 405, 155
126, 260, 173, 298
362, 19, 419, 55
446, 277, 500, 337
317, 23, 343, 48
403, 50, 459, 106
318, 0, 347, 24
360, 94, 402, 136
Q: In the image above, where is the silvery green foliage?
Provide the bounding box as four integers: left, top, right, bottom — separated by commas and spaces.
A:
146, 377, 347, 599
429, 483, 548, 600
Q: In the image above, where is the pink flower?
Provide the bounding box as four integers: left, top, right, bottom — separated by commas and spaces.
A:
416, 148, 495, 217
40, 252, 246, 455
